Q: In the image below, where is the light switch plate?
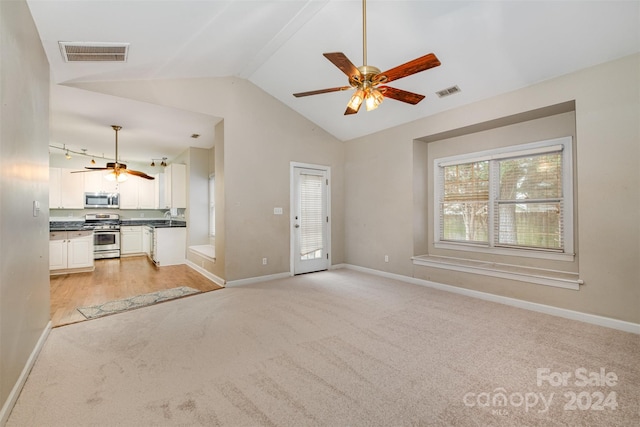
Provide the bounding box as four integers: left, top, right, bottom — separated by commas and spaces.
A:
274, 207, 283, 215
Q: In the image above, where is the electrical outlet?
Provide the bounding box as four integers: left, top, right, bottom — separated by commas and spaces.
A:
384, 255, 389, 263
262, 257, 268, 265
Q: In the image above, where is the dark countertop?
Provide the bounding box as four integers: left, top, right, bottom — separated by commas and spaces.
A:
49, 221, 90, 232
119, 220, 187, 228
50, 220, 186, 232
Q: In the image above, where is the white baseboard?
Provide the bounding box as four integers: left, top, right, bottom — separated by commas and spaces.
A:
340, 264, 640, 335
226, 272, 292, 287
185, 260, 225, 287
0, 321, 52, 426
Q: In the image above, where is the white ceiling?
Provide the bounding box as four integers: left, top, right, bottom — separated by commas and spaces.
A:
27, 0, 640, 163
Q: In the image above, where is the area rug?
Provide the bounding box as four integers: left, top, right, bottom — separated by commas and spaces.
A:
77, 286, 200, 319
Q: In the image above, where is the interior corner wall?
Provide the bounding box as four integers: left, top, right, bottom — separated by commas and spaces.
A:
186, 147, 210, 247
212, 120, 225, 280
70, 78, 345, 282
345, 53, 640, 323
0, 0, 51, 417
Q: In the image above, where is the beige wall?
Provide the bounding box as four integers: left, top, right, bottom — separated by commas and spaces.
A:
72, 78, 345, 281
0, 0, 51, 416
345, 54, 639, 323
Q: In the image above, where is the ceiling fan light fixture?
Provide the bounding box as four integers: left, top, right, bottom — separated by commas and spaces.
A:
65, 150, 72, 160
365, 88, 384, 111
105, 170, 128, 182
347, 89, 365, 111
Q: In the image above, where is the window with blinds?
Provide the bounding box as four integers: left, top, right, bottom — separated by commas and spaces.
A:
435, 137, 573, 256
299, 173, 324, 260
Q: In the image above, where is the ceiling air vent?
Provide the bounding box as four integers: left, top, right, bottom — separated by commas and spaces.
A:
436, 85, 461, 98
58, 42, 129, 62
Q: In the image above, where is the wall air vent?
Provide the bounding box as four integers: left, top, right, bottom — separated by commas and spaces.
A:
58, 42, 129, 62
436, 85, 461, 98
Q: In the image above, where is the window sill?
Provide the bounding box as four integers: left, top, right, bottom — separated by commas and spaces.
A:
189, 245, 215, 262
434, 242, 575, 262
412, 255, 582, 290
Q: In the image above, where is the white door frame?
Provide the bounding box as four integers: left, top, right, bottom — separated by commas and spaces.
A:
290, 162, 331, 275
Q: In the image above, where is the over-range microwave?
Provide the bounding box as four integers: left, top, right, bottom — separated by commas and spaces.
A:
84, 192, 120, 209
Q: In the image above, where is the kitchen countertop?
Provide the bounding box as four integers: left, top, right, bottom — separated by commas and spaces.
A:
49, 221, 90, 232
120, 220, 186, 228
49, 219, 186, 232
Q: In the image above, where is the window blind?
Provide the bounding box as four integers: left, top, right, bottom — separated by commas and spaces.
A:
495, 151, 563, 250
300, 173, 324, 256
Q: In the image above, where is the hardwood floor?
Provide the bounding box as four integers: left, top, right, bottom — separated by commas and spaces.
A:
50, 256, 223, 327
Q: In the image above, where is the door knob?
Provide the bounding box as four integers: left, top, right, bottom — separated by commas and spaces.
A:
294, 224, 300, 228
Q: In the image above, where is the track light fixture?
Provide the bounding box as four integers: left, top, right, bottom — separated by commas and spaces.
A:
150, 157, 168, 167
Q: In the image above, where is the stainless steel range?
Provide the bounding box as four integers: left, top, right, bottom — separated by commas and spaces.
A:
85, 213, 121, 259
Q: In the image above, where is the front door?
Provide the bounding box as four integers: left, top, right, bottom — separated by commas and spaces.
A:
291, 165, 329, 275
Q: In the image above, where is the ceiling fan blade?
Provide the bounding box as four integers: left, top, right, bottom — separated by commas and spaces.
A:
380, 86, 425, 105
377, 53, 441, 84
71, 167, 112, 173
293, 86, 352, 97
323, 52, 361, 79
344, 102, 362, 115
124, 169, 155, 180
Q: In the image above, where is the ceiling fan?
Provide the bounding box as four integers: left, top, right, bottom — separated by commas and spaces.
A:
72, 125, 154, 181
293, 0, 441, 115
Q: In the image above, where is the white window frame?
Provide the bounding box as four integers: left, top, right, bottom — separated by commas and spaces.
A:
433, 136, 574, 262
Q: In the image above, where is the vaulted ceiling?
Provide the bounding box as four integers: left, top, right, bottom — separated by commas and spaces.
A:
27, 0, 640, 163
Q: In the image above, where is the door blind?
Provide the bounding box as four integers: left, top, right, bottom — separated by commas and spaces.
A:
300, 173, 324, 256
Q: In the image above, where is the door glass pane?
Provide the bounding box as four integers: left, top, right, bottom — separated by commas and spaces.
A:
300, 173, 323, 260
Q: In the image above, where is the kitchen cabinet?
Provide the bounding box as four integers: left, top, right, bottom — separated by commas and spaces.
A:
163, 164, 186, 209
120, 226, 143, 255
152, 227, 186, 266
49, 168, 85, 209
50, 230, 94, 272
142, 226, 152, 257
83, 171, 119, 193
119, 176, 158, 209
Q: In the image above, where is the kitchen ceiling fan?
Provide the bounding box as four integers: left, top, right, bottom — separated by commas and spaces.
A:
72, 125, 154, 181
293, 0, 441, 115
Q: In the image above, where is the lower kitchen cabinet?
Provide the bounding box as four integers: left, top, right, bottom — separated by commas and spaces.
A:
152, 227, 186, 266
142, 226, 152, 257
120, 226, 143, 256
50, 230, 94, 273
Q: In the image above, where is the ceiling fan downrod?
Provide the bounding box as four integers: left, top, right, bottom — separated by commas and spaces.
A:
112, 125, 122, 167
362, 0, 367, 67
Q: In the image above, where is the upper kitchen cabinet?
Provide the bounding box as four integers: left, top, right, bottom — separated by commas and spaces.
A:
163, 164, 186, 209
83, 171, 119, 193
49, 168, 84, 209
119, 175, 158, 209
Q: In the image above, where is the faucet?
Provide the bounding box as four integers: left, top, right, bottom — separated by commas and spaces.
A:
163, 210, 172, 224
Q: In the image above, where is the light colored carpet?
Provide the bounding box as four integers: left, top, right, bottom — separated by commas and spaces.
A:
77, 286, 200, 319
8, 269, 639, 426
